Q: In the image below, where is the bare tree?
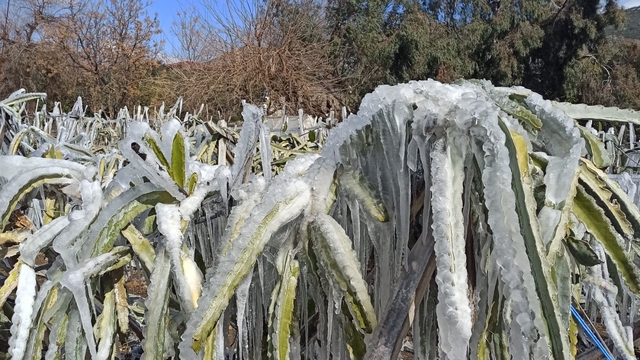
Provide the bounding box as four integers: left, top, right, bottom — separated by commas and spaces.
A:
0, 0, 161, 114
45, 0, 161, 113
171, 9, 212, 62
0, 0, 78, 101
166, 0, 344, 118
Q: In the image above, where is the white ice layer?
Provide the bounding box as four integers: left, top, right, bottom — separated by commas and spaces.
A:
8, 264, 37, 360
231, 104, 262, 189
430, 135, 472, 360
320, 79, 564, 357
181, 156, 315, 357
525, 93, 584, 207
587, 243, 636, 360
0, 79, 599, 359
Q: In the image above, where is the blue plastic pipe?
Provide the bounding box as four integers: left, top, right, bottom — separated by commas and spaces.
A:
570, 304, 615, 360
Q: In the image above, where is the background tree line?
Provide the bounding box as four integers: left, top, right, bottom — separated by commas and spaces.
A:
0, 0, 638, 119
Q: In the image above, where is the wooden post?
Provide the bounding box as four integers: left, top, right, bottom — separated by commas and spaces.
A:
298, 109, 304, 134
619, 125, 626, 144
218, 120, 227, 166
282, 104, 287, 134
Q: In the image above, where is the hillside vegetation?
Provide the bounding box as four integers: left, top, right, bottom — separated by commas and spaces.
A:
613, 6, 640, 39
0, 0, 639, 119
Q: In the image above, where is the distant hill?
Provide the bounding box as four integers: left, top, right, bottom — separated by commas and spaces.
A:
610, 6, 640, 39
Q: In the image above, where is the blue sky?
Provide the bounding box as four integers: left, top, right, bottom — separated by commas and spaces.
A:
149, 0, 200, 56
149, 0, 248, 57
620, 0, 640, 7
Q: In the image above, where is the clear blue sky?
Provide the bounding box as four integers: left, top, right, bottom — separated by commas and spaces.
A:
148, 0, 197, 56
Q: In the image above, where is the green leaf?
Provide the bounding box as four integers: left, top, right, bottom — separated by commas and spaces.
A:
497, 95, 543, 131
309, 215, 377, 333
202, 325, 219, 359
45, 312, 68, 360
573, 185, 640, 296
478, 292, 502, 360
141, 247, 172, 360
565, 237, 604, 266
187, 180, 310, 353
267, 251, 299, 360
8, 128, 29, 155
569, 317, 578, 358
577, 125, 612, 168
188, 173, 198, 195
113, 270, 129, 334
172, 132, 186, 188
121, 225, 156, 273
144, 133, 171, 175
95, 287, 116, 360
343, 306, 367, 359
0, 261, 20, 309
499, 120, 571, 360
336, 165, 388, 222
23, 277, 59, 360
579, 159, 640, 238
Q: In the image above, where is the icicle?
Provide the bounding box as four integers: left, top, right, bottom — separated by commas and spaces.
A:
413, 276, 439, 359
259, 124, 273, 181
230, 104, 262, 190
585, 243, 636, 359
235, 269, 253, 358
470, 111, 552, 358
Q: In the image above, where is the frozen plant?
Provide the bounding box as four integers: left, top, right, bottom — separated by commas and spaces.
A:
0, 80, 640, 360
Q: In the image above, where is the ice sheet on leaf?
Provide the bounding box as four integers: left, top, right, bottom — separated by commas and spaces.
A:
0, 155, 87, 183
430, 133, 472, 360
52, 180, 103, 267
8, 263, 37, 360
467, 102, 552, 358
159, 120, 183, 161
259, 124, 273, 181
217, 177, 266, 262
0, 156, 88, 230
59, 246, 131, 360
20, 216, 69, 266
181, 155, 315, 355
76, 182, 173, 262
524, 93, 584, 207
141, 246, 173, 360
118, 122, 186, 200
230, 104, 262, 190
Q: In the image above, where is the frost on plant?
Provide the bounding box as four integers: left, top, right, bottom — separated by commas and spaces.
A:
1, 80, 640, 360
